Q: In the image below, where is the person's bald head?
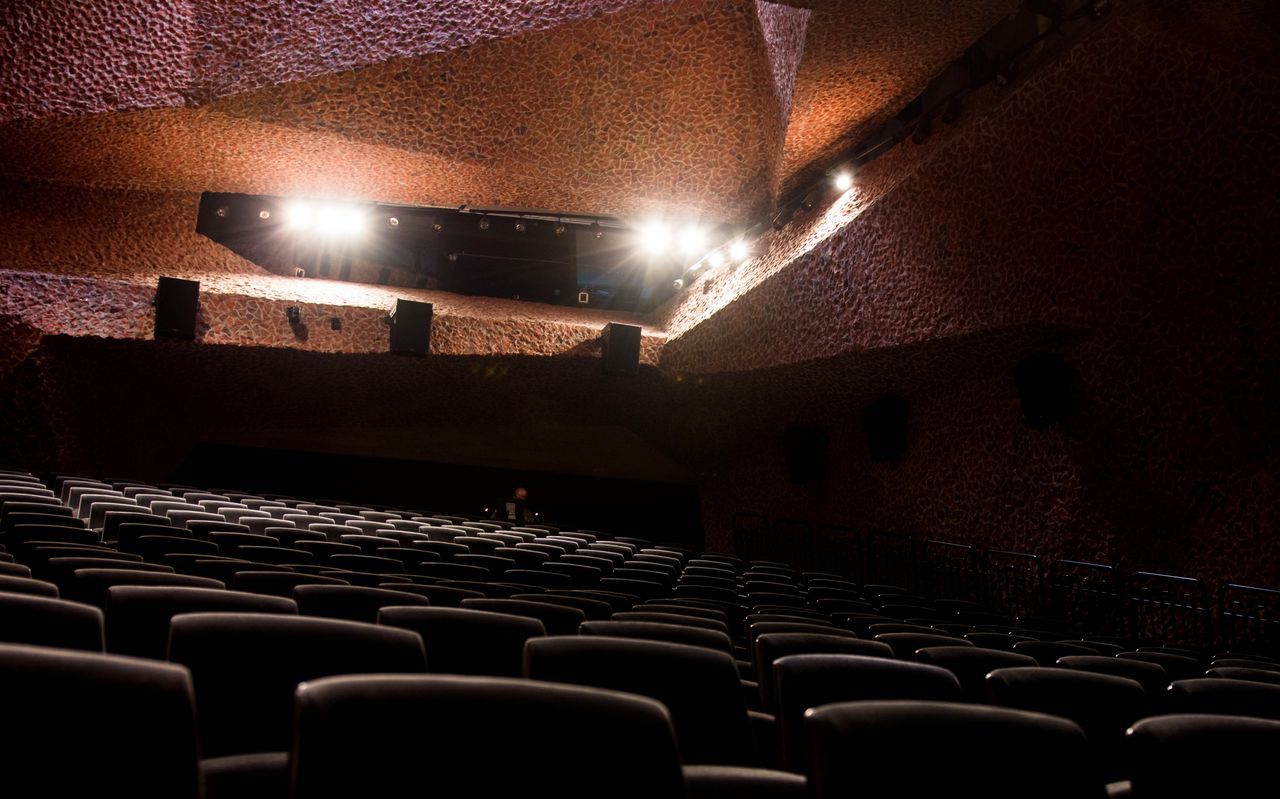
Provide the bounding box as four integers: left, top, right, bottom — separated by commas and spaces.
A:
513, 487, 528, 501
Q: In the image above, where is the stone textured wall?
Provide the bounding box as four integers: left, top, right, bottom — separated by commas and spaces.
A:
682, 0, 1280, 588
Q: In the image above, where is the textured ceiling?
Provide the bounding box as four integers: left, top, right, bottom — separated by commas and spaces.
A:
0, 0, 1016, 223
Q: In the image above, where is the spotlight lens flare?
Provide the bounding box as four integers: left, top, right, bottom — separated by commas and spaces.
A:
729, 239, 750, 262
678, 225, 707, 257
833, 171, 854, 192
285, 202, 314, 231
638, 220, 672, 255
708, 250, 726, 269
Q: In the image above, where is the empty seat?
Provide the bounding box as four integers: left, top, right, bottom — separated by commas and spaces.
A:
136, 535, 220, 560
0, 561, 32, 577
1126, 714, 1280, 798
413, 562, 493, 581
774, 654, 963, 770
964, 631, 1038, 650
101, 510, 171, 542
504, 568, 574, 590
336, 534, 398, 554
377, 583, 485, 606
188, 520, 252, 539
295, 540, 362, 562
1011, 639, 1100, 666
291, 674, 684, 799
1118, 651, 1204, 681
209, 532, 281, 553
460, 598, 585, 636
914, 646, 1038, 703
68, 568, 224, 607
231, 571, 351, 597
378, 606, 544, 677
581, 620, 734, 655
167, 613, 427, 760
748, 622, 842, 647
0, 574, 61, 597
755, 633, 895, 714
1204, 666, 1280, 686
1166, 677, 1280, 720
516, 592, 614, 620
615, 604, 728, 628
875, 632, 976, 659
1056, 655, 1170, 711
7, 523, 99, 548
0, 592, 104, 651
986, 666, 1146, 781
806, 701, 1105, 799
117, 522, 189, 552
44, 556, 174, 587
0, 642, 200, 798
294, 584, 430, 622
106, 585, 298, 659
525, 636, 759, 766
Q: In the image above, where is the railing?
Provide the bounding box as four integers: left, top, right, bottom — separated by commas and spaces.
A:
729, 511, 1279, 653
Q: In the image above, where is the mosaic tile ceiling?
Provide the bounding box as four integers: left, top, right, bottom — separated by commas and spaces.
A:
0, 0, 1013, 221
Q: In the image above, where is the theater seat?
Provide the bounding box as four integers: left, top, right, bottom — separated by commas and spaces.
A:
167, 612, 427, 760
0, 592, 104, 651
526, 636, 759, 766
294, 585, 430, 623
460, 598, 586, 636
806, 701, 1105, 799
105, 585, 297, 659
291, 675, 685, 799
774, 654, 962, 771
0, 642, 200, 798
1126, 714, 1280, 798
378, 606, 544, 677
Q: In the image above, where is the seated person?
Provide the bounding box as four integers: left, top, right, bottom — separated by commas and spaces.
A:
491, 486, 536, 523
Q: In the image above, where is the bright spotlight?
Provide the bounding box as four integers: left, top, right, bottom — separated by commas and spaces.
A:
285, 202, 314, 231
338, 206, 366, 237
729, 239, 750, 262
833, 171, 854, 192
707, 250, 726, 269
678, 225, 707, 257
638, 220, 672, 255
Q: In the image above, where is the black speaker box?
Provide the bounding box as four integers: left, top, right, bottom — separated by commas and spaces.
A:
389, 299, 433, 355
1014, 351, 1073, 428
784, 425, 829, 483
863, 396, 909, 462
154, 277, 200, 339
601, 322, 642, 376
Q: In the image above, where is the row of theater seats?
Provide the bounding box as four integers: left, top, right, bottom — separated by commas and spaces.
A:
2, 467, 1279, 798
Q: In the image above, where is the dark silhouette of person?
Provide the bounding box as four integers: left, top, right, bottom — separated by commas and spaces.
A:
491, 486, 536, 523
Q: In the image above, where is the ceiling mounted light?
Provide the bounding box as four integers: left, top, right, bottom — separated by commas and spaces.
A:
678, 225, 707, 257
639, 220, 672, 255
832, 171, 854, 192
707, 250, 726, 269
514, 221, 527, 233
285, 202, 314, 231
478, 216, 491, 231
729, 239, 750, 262
554, 221, 567, 236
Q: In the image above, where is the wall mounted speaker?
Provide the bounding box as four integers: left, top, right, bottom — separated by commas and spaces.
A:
601, 322, 642, 376
784, 425, 829, 484
863, 396, 909, 462
154, 277, 200, 339
389, 298, 433, 355
1014, 351, 1073, 428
